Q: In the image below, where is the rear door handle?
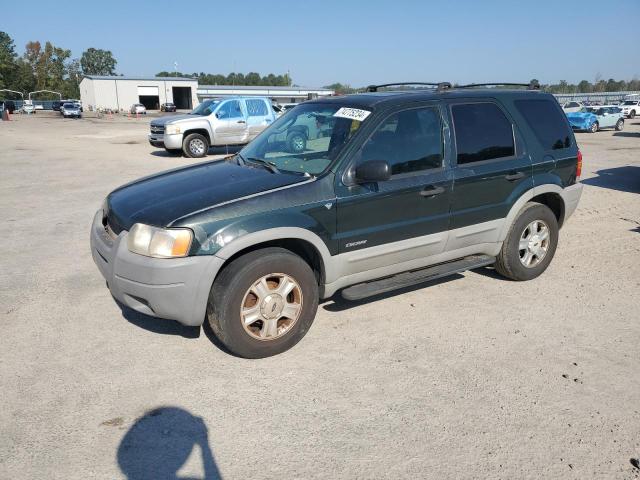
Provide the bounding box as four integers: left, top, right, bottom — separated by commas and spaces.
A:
237, 120, 246, 124
419, 185, 445, 197
505, 171, 525, 181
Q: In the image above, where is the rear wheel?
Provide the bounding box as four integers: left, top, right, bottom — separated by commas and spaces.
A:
287, 131, 307, 154
590, 121, 599, 133
495, 202, 559, 281
629, 110, 636, 119
207, 247, 319, 358
615, 118, 624, 131
183, 133, 209, 158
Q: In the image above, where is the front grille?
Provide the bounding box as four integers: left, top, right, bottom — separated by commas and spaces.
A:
150, 124, 165, 134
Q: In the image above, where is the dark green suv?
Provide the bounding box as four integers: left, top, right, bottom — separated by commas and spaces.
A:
91, 83, 583, 358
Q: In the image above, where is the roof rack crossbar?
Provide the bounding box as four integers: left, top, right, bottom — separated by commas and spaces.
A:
456, 81, 541, 90
366, 82, 452, 92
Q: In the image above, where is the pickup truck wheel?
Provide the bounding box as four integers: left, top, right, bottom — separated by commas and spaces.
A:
495, 202, 558, 281
183, 133, 209, 158
207, 247, 319, 358
615, 119, 624, 131
287, 132, 307, 154
590, 122, 599, 133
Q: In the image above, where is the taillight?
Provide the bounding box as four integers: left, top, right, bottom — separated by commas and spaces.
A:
576, 149, 582, 181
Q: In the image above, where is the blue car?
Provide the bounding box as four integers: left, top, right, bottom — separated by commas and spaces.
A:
566, 106, 624, 133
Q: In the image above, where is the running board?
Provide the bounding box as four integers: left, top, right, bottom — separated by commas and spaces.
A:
341, 255, 495, 301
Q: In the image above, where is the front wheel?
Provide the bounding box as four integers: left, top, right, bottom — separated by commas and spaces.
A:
287, 131, 307, 154
182, 133, 209, 158
495, 202, 559, 281
207, 247, 319, 358
590, 122, 599, 133
615, 119, 624, 131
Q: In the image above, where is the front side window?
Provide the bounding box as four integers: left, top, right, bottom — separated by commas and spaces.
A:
359, 106, 443, 175
514, 99, 572, 151
452, 102, 515, 164
239, 103, 370, 175
246, 99, 269, 117
216, 100, 243, 119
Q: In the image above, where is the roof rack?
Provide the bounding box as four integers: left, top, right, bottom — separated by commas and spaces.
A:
365, 82, 452, 93
456, 81, 541, 90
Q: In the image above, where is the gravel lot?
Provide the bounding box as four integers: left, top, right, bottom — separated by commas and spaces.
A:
1, 111, 639, 479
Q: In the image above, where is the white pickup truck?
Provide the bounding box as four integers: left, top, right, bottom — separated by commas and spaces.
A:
149, 96, 276, 158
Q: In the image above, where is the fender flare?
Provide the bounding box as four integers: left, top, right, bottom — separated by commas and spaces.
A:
498, 184, 564, 242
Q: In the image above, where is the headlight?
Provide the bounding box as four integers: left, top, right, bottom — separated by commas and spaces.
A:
127, 223, 193, 258
165, 124, 181, 135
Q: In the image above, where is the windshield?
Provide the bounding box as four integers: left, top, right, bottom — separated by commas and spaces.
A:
623, 100, 637, 105
63, 103, 75, 108
191, 99, 220, 116
238, 103, 371, 175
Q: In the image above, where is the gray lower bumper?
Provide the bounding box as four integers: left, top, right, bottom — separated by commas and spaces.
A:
90, 210, 224, 326
148, 133, 183, 150
560, 182, 583, 223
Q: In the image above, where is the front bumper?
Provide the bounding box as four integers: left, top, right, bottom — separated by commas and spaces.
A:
90, 210, 224, 326
148, 133, 183, 149
560, 183, 583, 222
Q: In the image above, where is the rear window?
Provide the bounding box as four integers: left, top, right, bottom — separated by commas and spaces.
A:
514, 99, 572, 150
452, 102, 515, 164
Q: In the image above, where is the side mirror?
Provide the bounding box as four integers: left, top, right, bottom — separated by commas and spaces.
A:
354, 160, 391, 183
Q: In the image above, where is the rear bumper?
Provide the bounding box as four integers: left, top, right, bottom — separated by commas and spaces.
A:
90, 210, 224, 326
560, 183, 583, 222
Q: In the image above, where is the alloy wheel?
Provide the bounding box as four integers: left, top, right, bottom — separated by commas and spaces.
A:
518, 220, 550, 268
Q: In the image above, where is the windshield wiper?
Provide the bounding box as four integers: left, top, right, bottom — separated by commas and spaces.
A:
245, 156, 280, 174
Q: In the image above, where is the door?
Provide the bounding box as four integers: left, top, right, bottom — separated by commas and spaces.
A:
245, 98, 274, 140
446, 100, 533, 251
213, 99, 248, 144
335, 103, 453, 274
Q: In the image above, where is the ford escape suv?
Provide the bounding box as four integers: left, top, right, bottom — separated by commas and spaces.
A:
91, 82, 583, 358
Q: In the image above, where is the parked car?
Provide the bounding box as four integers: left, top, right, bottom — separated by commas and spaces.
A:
22, 103, 35, 114
0, 100, 16, 113
52, 101, 62, 111
93, 83, 583, 358
62, 102, 82, 119
161, 103, 177, 112
561, 101, 584, 113
566, 106, 624, 132
619, 99, 640, 119
130, 103, 147, 115
34, 103, 44, 110
148, 96, 276, 157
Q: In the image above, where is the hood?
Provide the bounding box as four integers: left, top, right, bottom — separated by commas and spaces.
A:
106, 160, 308, 232
566, 112, 596, 122
150, 114, 201, 126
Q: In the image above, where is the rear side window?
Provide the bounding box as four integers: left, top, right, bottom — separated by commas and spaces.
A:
514, 99, 572, 150
246, 99, 268, 117
452, 103, 515, 164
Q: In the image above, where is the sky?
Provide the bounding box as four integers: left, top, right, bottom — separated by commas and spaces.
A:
3, 0, 639, 87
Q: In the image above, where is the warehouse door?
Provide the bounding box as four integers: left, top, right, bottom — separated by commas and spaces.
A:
138, 86, 160, 110
172, 86, 192, 109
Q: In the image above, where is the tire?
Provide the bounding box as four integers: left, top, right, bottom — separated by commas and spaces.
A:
164, 148, 182, 156
590, 122, 599, 133
494, 202, 559, 281
286, 131, 307, 154
207, 247, 319, 358
629, 110, 636, 119
615, 119, 624, 131
182, 133, 209, 158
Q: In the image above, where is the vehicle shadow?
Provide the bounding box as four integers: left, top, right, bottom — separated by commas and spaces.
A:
117, 406, 222, 480
322, 273, 465, 312
149, 146, 242, 158
116, 299, 201, 339
581, 166, 640, 194
613, 131, 640, 138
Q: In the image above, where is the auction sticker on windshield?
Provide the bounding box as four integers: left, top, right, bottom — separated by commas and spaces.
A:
333, 107, 371, 122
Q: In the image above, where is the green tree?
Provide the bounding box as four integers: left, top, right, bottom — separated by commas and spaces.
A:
0, 31, 18, 89
80, 47, 117, 75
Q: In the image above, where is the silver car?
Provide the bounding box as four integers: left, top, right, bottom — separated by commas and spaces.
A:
62, 102, 82, 118
148, 96, 276, 157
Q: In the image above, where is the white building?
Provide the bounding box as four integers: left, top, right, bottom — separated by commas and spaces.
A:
80, 76, 199, 111
197, 85, 335, 105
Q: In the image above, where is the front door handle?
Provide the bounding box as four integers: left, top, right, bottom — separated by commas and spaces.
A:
505, 171, 525, 181
419, 185, 445, 197
236, 120, 246, 124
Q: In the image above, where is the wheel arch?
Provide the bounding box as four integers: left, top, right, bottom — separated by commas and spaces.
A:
498, 184, 567, 242
183, 128, 211, 143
